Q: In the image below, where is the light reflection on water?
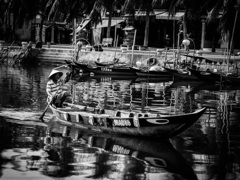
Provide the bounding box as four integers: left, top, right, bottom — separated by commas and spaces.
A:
0, 63, 240, 179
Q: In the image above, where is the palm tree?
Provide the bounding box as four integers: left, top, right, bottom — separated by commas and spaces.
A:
122, 0, 149, 47
161, 0, 240, 51
123, 0, 167, 47
159, 0, 205, 40
88, 0, 123, 39
35, 0, 95, 44
204, 0, 240, 52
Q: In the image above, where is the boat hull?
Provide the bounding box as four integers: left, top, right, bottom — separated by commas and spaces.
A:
129, 67, 172, 78
221, 74, 240, 84
164, 67, 199, 80
188, 67, 221, 82
49, 104, 206, 138
80, 65, 136, 76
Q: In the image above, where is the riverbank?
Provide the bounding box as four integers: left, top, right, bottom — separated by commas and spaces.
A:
35, 44, 240, 66
2, 42, 240, 66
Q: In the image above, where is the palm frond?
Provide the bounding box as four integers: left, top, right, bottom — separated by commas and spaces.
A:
47, 0, 60, 21
206, 0, 223, 22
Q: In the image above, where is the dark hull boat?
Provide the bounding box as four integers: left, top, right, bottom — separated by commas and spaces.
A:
164, 67, 199, 80
221, 73, 240, 84
50, 103, 206, 138
94, 61, 128, 67
94, 61, 115, 66
80, 74, 136, 82
65, 60, 90, 75
78, 64, 136, 76
187, 67, 221, 83
129, 67, 172, 78
72, 61, 90, 71
131, 76, 173, 83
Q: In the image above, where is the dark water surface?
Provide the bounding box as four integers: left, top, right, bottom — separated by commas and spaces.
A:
0, 63, 240, 180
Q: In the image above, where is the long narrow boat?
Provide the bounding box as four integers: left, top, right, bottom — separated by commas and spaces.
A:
164, 67, 199, 80
49, 103, 206, 138
131, 76, 173, 83
129, 66, 172, 78
187, 67, 222, 83
78, 64, 136, 76
220, 73, 240, 84
95, 61, 115, 66
94, 60, 128, 67
72, 61, 90, 71
65, 60, 90, 75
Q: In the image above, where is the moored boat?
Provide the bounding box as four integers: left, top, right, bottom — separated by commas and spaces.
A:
94, 61, 115, 66
220, 73, 240, 84
129, 66, 172, 78
187, 67, 222, 83
94, 60, 127, 67
164, 67, 199, 80
78, 64, 136, 76
72, 61, 91, 72
65, 60, 90, 76
49, 103, 206, 138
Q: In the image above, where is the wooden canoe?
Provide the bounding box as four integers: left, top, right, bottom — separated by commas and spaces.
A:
187, 67, 221, 83
164, 67, 199, 80
129, 67, 172, 78
78, 64, 136, 76
94, 61, 115, 66
94, 61, 127, 67
220, 73, 240, 84
49, 103, 206, 138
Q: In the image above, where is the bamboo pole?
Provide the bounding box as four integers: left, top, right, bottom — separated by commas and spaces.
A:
227, 2, 239, 73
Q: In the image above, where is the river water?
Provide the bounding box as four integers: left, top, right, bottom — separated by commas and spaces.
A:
0, 63, 240, 180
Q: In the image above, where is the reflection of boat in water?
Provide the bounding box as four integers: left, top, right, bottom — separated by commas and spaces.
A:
47, 122, 198, 180
79, 74, 135, 82
0, 118, 197, 180
131, 76, 173, 83
166, 80, 204, 91
78, 134, 198, 180
189, 82, 221, 94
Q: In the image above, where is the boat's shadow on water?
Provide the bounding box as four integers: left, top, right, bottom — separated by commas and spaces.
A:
0, 117, 197, 180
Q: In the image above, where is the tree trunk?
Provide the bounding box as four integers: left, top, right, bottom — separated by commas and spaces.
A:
143, 9, 150, 47
107, 6, 113, 38
38, 16, 44, 42
12, 13, 16, 41
182, 11, 188, 39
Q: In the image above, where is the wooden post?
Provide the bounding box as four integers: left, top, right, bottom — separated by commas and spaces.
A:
131, 29, 137, 67
201, 18, 206, 49
73, 18, 77, 61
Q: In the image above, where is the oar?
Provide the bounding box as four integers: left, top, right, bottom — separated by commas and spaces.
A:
39, 72, 72, 122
